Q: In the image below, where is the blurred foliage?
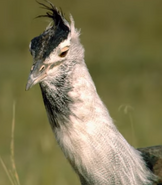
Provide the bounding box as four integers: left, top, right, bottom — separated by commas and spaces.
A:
0, 0, 162, 185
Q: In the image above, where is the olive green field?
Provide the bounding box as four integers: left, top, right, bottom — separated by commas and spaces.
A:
0, 0, 162, 185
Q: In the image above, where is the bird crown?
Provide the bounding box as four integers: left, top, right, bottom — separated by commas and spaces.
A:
29, 1, 72, 61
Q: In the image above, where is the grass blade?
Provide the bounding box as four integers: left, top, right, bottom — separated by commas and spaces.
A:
10, 101, 21, 185
0, 157, 15, 185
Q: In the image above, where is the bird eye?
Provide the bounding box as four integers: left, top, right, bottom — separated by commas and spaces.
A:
59, 46, 69, 58
59, 50, 68, 58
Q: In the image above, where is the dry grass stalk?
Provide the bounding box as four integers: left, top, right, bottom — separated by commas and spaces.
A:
0, 101, 21, 185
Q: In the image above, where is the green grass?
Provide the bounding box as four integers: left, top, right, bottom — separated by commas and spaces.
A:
0, 0, 162, 184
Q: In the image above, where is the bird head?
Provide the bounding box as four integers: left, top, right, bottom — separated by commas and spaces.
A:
26, 1, 83, 90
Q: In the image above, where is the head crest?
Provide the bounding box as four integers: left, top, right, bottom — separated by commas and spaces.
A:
30, 1, 70, 60
36, 0, 68, 29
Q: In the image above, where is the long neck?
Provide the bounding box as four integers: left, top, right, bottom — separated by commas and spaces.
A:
40, 61, 153, 185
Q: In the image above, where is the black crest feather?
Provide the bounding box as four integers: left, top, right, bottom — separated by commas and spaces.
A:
36, 0, 66, 27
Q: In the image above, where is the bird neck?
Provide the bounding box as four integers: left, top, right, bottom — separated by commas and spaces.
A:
39, 67, 73, 128
40, 61, 153, 185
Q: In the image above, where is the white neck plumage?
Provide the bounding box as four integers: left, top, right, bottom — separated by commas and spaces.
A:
41, 61, 154, 185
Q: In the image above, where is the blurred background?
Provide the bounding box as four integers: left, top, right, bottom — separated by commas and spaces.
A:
0, 0, 162, 184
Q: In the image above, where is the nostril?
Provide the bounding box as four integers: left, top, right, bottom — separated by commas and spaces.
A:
39, 65, 45, 72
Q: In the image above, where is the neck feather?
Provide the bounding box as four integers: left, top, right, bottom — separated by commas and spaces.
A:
40, 72, 73, 128
40, 62, 154, 185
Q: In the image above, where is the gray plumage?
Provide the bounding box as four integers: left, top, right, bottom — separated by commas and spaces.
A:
26, 1, 162, 185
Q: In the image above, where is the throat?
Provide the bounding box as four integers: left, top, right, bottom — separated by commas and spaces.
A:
39, 77, 74, 129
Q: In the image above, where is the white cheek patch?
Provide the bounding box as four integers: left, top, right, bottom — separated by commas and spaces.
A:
44, 51, 59, 64
59, 36, 71, 48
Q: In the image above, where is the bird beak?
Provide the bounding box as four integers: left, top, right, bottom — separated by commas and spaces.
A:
26, 62, 48, 91
26, 74, 35, 91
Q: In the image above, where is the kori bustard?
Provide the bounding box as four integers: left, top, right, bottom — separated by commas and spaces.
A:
26, 1, 162, 185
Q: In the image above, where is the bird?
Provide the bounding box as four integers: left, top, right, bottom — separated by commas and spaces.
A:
26, 1, 162, 185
